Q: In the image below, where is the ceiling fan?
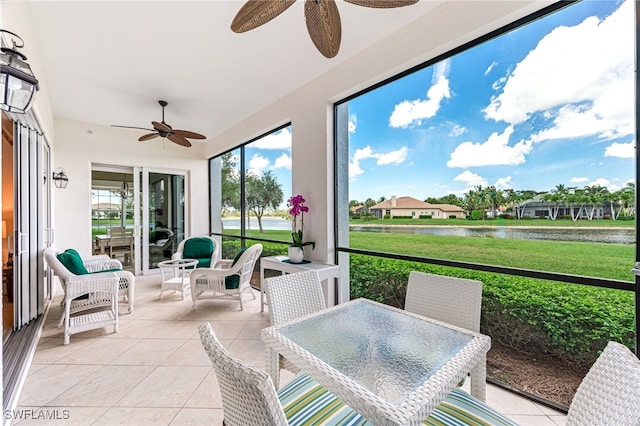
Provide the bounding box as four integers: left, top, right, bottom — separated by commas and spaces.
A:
111, 100, 206, 147
230, 0, 419, 59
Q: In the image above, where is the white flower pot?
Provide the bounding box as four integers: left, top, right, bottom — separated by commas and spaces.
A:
287, 246, 304, 263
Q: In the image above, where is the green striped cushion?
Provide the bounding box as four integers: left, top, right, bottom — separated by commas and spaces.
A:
425, 389, 518, 426
279, 373, 367, 425
279, 374, 516, 426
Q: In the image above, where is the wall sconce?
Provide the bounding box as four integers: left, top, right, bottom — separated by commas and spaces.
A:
0, 29, 39, 114
52, 168, 69, 189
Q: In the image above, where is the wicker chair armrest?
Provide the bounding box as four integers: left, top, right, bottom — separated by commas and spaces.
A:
84, 258, 123, 273
66, 274, 119, 300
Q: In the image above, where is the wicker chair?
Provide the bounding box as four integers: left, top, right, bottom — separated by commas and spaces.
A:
44, 246, 135, 326
264, 270, 326, 387
44, 247, 125, 344
189, 243, 262, 310
198, 321, 364, 425
566, 341, 640, 425
404, 271, 486, 400
172, 235, 219, 268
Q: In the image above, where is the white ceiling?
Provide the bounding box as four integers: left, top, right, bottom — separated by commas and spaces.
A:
20, 1, 550, 144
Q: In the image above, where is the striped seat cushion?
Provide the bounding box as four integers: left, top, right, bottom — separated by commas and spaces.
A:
424, 388, 518, 426
279, 373, 517, 426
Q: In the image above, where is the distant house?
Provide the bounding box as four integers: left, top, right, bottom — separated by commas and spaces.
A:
370, 196, 466, 219
350, 204, 367, 217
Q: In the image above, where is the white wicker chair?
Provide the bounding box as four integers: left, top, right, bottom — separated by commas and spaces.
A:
198, 321, 363, 426
190, 243, 262, 310
44, 246, 135, 328
264, 270, 326, 386
62, 274, 119, 344
566, 341, 640, 425
404, 271, 486, 400
172, 235, 219, 268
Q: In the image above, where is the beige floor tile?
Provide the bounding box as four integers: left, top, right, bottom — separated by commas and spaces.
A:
46, 365, 156, 407
487, 384, 548, 416
31, 336, 93, 365
227, 338, 266, 368
54, 337, 134, 365
109, 338, 187, 366
17, 364, 100, 407
169, 408, 225, 425
116, 366, 210, 407
163, 339, 213, 366
511, 414, 563, 425
147, 320, 202, 339
105, 318, 168, 339
237, 319, 271, 339
183, 370, 223, 409
93, 407, 179, 425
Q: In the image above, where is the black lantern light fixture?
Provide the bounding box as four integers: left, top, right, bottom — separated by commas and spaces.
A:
119, 174, 129, 200
0, 29, 39, 114
52, 168, 69, 189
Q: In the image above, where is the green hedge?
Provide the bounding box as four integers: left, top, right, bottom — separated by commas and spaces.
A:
349, 254, 635, 368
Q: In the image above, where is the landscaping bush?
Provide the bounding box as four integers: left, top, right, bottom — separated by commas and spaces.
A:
470, 210, 483, 220
392, 215, 413, 219
419, 215, 432, 219
349, 254, 635, 369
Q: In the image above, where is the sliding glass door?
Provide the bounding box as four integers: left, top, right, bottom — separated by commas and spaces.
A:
138, 168, 187, 274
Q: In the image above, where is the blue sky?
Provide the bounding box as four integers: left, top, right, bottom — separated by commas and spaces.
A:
238, 0, 634, 205
347, 0, 634, 202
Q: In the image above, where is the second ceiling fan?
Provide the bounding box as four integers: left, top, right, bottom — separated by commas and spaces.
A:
231, 0, 419, 59
112, 100, 206, 147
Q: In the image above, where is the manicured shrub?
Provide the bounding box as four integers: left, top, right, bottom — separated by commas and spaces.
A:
349, 254, 635, 369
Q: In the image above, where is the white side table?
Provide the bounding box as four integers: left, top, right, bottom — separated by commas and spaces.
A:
158, 258, 198, 300
260, 255, 341, 312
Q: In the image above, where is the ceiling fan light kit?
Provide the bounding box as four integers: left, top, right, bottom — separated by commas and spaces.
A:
231, 0, 419, 58
111, 100, 206, 147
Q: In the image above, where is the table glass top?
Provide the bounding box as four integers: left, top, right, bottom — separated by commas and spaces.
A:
277, 299, 473, 404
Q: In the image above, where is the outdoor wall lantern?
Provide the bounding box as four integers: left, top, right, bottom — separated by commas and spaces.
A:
52, 168, 69, 189
0, 29, 39, 114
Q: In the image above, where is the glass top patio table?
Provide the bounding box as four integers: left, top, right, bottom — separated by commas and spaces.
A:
261, 298, 491, 425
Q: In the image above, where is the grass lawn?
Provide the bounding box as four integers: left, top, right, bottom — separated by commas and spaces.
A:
351, 217, 635, 228
233, 227, 634, 282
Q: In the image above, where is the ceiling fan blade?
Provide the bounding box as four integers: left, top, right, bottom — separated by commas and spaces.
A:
305, 0, 341, 58
173, 129, 207, 140
139, 133, 159, 142
344, 0, 419, 8
168, 133, 192, 147
231, 0, 296, 33
112, 125, 155, 132
152, 121, 172, 133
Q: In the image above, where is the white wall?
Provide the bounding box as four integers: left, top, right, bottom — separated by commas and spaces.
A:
53, 118, 208, 256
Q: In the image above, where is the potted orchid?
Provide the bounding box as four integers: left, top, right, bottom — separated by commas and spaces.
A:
287, 194, 315, 263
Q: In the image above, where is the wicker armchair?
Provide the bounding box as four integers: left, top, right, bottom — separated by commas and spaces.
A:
264, 270, 326, 388
189, 243, 262, 310
404, 271, 486, 400
172, 235, 219, 268
197, 322, 364, 426
44, 246, 135, 327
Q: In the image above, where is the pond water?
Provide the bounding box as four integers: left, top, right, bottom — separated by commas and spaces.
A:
223, 218, 635, 244
350, 225, 635, 244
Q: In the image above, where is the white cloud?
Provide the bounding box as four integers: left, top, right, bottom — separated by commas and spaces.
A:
485, 61, 498, 76
453, 170, 488, 187
484, 0, 634, 144
494, 176, 512, 190
349, 145, 408, 180
273, 153, 291, 169
248, 153, 269, 171
446, 126, 533, 168
449, 124, 466, 137
604, 141, 635, 158
376, 147, 408, 165
349, 115, 357, 134
389, 59, 451, 128
570, 177, 589, 183
251, 127, 292, 149
588, 177, 615, 190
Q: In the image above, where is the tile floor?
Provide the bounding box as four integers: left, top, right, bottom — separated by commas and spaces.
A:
12, 275, 568, 425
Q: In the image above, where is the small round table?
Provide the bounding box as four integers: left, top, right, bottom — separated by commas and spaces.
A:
157, 258, 198, 300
